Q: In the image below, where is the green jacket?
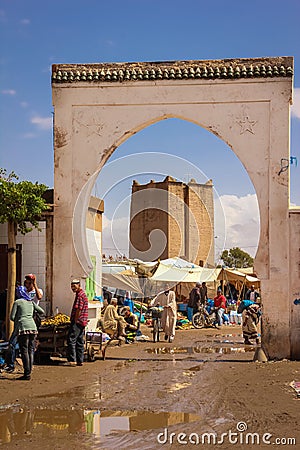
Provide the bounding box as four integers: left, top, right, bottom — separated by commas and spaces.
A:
10, 299, 45, 333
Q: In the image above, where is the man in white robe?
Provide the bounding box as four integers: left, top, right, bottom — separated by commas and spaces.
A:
150, 289, 177, 342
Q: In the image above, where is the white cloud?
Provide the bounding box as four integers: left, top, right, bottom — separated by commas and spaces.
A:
20, 101, 28, 108
216, 194, 260, 258
291, 87, 300, 119
22, 132, 36, 139
2, 89, 16, 95
20, 18, 30, 25
42, 64, 52, 74
31, 115, 52, 130
102, 215, 129, 256
0, 10, 6, 22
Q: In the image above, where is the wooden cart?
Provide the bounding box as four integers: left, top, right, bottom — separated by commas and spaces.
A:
36, 326, 114, 363
85, 331, 120, 361
85, 331, 104, 361
35, 323, 70, 362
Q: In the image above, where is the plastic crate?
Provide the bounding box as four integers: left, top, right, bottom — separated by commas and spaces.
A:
86, 331, 102, 344
177, 303, 188, 312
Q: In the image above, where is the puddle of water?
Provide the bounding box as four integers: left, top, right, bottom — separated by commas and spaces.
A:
36, 379, 103, 401
35, 376, 111, 404
215, 334, 242, 338
134, 369, 151, 376
187, 365, 203, 372
167, 382, 191, 393
183, 364, 204, 377
145, 346, 255, 355
195, 334, 244, 345
0, 407, 201, 445
194, 346, 255, 354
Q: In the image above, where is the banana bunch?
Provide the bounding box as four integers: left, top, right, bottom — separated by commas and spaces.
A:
41, 313, 71, 327
34, 422, 69, 430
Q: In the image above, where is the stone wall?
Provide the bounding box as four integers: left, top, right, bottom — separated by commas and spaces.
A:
51, 57, 297, 358
0, 222, 50, 314
129, 176, 214, 265
289, 208, 300, 359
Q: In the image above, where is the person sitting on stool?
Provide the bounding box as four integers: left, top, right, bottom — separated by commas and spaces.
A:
102, 298, 127, 341
123, 306, 138, 343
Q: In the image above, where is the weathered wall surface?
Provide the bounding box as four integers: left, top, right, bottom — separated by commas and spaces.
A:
0, 222, 49, 313
186, 180, 214, 267
167, 181, 186, 260
0, 222, 46, 291
129, 177, 214, 266
289, 209, 300, 359
130, 181, 169, 261
52, 57, 296, 358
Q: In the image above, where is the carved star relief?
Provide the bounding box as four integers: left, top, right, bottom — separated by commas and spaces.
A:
85, 118, 104, 137
73, 115, 104, 137
237, 116, 257, 135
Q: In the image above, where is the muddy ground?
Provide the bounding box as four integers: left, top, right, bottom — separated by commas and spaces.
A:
0, 325, 299, 449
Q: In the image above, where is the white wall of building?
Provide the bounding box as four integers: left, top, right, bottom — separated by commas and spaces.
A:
0, 222, 46, 293
0, 223, 101, 317
86, 227, 102, 296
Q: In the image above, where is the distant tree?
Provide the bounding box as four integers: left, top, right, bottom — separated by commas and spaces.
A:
220, 247, 254, 269
0, 169, 49, 337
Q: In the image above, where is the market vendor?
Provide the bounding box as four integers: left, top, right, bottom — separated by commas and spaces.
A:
102, 298, 127, 340
124, 306, 139, 340
66, 279, 89, 367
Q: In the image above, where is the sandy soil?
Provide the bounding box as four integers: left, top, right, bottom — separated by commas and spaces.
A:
0, 325, 299, 449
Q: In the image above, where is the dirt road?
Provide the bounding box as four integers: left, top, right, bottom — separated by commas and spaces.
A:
0, 325, 299, 449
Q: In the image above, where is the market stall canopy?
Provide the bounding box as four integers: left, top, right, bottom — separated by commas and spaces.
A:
238, 267, 255, 274
150, 259, 221, 283
102, 270, 143, 294
159, 257, 198, 268
133, 259, 160, 277
218, 268, 260, 288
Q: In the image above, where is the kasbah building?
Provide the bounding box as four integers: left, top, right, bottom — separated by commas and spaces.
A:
129, 176, 215, 267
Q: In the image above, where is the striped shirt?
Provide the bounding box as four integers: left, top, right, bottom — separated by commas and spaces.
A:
71, 288, 89, 327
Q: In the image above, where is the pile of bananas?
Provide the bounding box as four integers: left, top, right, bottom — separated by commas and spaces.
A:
41, 313, 71, 327
34, 422, 69, 430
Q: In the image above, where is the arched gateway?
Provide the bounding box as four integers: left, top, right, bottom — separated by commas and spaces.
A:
52, 57, 300, 359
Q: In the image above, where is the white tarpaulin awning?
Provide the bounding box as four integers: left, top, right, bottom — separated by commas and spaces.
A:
141, 258, 220, 299
218, 268, 260, 288
150, 261, 221, 283
102, 271, 143, 294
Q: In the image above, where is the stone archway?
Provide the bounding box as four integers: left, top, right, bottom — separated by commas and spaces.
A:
52, 57, 300, 359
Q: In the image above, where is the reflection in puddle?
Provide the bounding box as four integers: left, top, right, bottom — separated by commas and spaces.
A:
36, 379, 103, 401
167, 382, 191, 392
195, 339, 244, 345
187, 365, 203, 372
145, 346, 255, 355
214, 334, 242, 338
0, 407, 201, 445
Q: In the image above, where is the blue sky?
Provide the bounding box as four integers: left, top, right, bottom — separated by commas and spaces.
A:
0, 0, 299, 256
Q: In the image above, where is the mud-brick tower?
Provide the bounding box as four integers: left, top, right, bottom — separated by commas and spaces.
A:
129, 176, 214, 266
